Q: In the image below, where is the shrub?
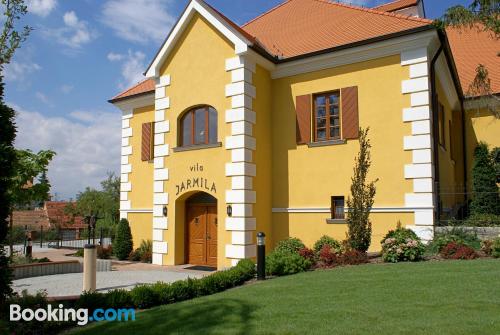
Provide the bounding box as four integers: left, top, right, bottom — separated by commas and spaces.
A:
470, 143, 500, 215
97, 245, 112, 259
274, 237, 305, 254
428, 228, 481, 253
266, 250, 312, 276
129, 240, 153, 262
313, 235, 342, 254
106, 289, 133, 309
318, 245, 339, 267
440, 242, 477, 260
298, 247, 316, 262
114, 218, 133, 260
492, 238, 500, 258
74, 249, 84, 257
381, 225, 425, 263
464, 213, 500, 227
339, 250, 369, 265
76, 291, 107, 313
481, 240, 493, 255
130, 284, 159, 309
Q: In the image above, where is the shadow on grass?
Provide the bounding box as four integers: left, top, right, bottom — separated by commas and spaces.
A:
79, 298, 256, 335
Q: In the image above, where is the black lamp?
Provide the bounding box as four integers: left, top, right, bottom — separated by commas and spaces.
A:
163, 205, 168, 217
226, 205, 232, 217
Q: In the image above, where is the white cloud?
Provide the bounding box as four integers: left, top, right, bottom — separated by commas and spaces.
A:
27, 0, 57, 17
108, 50, 147, 89
107, 52, 124, 62
60, 84, 74, 94
101, 0, 175, 44
13, 104, 121, 199
43, 11, 97, 49
35, 92, 51, 105
4, 61, 41, 83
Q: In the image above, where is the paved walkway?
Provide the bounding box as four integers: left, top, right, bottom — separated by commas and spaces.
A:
12, 247, 212, 297
12, 270, 205, 297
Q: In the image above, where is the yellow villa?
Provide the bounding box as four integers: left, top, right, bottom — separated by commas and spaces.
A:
109, 0, 499, 269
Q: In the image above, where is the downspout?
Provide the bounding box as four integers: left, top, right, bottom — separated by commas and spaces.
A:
430, 43, 444, 226
460, 99, 468, 210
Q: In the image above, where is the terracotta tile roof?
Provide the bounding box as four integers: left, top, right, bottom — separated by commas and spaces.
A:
110, 0, 434, 101
109, 78, 155, 103
11, 210, 50, 229
45, 201, 86, 229
242, 0, 432, 59
446, 26, 500, 96
373, 0, 419, 13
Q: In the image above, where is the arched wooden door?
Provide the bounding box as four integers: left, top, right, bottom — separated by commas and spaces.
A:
186, 193, 217, 267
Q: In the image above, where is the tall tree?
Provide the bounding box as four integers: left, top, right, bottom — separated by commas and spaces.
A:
0, 0, 32, 305
346, 128, 378, 252
438, 0, 500, 118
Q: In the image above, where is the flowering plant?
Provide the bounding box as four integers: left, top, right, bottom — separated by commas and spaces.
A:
381, 224, 425, 263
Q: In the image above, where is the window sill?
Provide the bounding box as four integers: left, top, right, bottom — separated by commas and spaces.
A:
173, 142, 222, 152
326, 219, 347, 224
308, 139, 347, 148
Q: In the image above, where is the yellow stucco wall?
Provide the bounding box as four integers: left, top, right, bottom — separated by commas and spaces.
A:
128, 213, 152, 250
159, 14, 234, 267
128, 105, 155, 209
465, 107, 500, 190
271, 55, 413, 251
435, 78, 465, 211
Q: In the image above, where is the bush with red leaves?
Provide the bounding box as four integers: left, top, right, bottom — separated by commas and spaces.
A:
319, 245, 339, 267
339, 250, 368, 265
440, 242, 478, 260
298, 247, 316, 262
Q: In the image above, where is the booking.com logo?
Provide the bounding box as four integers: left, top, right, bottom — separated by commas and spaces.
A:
10, 304, 136, 326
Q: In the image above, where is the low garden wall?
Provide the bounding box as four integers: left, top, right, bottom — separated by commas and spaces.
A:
12, 259, 112, 279
436, 226, 500, 240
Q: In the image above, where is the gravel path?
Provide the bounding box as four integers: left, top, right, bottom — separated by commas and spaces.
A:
13, 271, 204, 297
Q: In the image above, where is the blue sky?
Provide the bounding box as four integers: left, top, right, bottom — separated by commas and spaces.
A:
6, 0, 471, 199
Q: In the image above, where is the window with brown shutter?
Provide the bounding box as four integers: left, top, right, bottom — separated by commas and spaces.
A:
313, 91, 341, 142
296, 94, 311, 144
141, 122, 154, 161
341, 86, 359, 139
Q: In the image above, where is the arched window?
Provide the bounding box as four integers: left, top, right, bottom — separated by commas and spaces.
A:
180, 106, 217, 146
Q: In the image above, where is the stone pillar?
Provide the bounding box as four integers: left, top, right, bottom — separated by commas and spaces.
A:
83, 244, 96, 292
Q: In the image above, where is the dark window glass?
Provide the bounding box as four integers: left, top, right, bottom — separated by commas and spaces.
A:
331, 196, 345, 220
314, 91, 341, 142
180, 106, 218, 146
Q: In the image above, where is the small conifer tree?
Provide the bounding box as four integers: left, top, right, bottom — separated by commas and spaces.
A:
114, 219, 133, 260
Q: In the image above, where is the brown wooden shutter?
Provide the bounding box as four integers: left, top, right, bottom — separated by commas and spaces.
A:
296, 94, 311, 144
341, 86, 359, 139
141, 122, 154, 161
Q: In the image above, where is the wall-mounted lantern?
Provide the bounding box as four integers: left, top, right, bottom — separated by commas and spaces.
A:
163, 205, 168, 217
226, 205, 232, 217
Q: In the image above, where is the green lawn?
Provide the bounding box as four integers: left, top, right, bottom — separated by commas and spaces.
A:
72, 259, 500, 335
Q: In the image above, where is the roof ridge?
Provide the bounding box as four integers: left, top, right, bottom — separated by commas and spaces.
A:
373, 0, 417, 10
313, 0, 433, 24
112, 78, 151, 100
241, 0, 291, 27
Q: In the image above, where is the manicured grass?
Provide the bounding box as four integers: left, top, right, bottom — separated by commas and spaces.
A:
72, 259, 500, 335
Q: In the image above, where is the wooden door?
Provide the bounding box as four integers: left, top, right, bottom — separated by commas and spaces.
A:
186, 204, 217, 266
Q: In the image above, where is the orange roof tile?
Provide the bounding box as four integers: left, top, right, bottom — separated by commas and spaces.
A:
109, 78, 155, 103
11, 210, 50, 229
242, 0, 432, 59
45, 201, 86, 229
373, 0, 419, 13
447, 26, 500, 96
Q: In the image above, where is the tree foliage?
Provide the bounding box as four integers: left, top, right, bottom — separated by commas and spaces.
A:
0, 0, 32, 305
66, 172, 120, 229
438, 0, 500, 37
470, 143, 500, 215
9, 149, 55, 209
114, 218, 133, 260
346, 128, 377, 252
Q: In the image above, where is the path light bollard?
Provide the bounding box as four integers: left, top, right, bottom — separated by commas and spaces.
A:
83, 244, 97, 292
257, 232, 266, 280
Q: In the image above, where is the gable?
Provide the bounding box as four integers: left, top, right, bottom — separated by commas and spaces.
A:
145, 0, 252, 78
